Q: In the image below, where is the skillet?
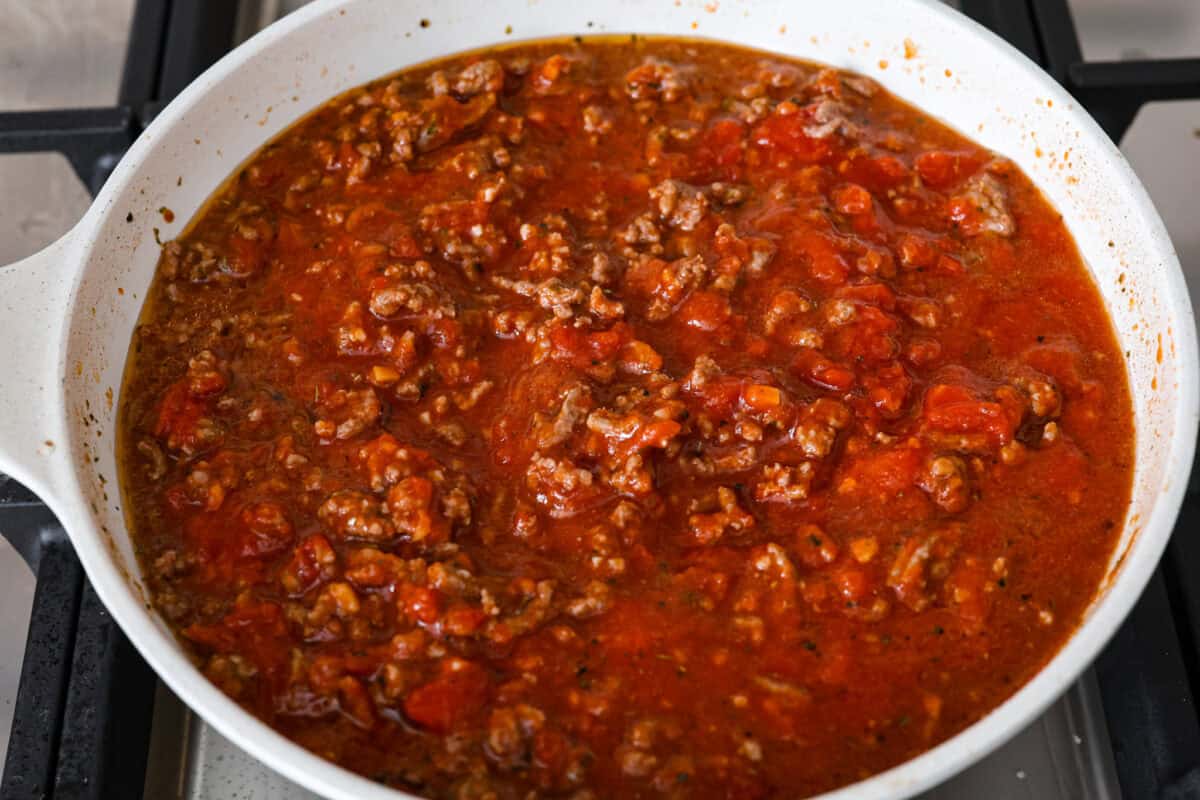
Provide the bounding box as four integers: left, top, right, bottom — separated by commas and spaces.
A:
0, 1, 1194, 797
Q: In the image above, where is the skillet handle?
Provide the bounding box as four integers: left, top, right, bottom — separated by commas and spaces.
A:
0, 231, 77, 504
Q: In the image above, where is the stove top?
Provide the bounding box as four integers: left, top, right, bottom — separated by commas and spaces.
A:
1, 1, 1199, 798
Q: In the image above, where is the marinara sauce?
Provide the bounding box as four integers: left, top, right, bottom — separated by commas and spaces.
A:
118, 38, 1134, 798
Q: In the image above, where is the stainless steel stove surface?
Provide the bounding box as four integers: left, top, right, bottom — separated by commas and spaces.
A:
3, 1, 1199, 798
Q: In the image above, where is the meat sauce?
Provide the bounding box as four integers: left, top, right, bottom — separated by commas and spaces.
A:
117, 38, 1134, 798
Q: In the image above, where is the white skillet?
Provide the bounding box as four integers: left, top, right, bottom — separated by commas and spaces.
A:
0, 1, 1194, 797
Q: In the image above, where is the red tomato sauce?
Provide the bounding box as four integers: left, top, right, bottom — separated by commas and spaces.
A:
118, 37, 1134, 798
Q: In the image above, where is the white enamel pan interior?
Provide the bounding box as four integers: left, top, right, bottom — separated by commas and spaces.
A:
0, 1, 1194, 798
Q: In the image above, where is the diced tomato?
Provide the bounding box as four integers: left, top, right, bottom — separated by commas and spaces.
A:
946, 196, 980, 233
753, 108, 835, 165
185, 508, 271, 586
914, 150, 984, 189
741, 384, 783, 412
839, 446, 923, 496
794, 228, 850, 284
337, 676, 376, 729
183, 599, 289, 686
906, 338, 943, 367
834, 565, 869, 602
870, 154, 910, 185
832, 305, 900, 364
582, 326, 627, 362
343, 201, 420, 253
641, 419, 684, 451
684, 374, 745, 419
691, 118, 746, 181
833, 184, 873, 216
155, 381, 197, 438
548, 321, 630, 368
623, 255, 666, 297
534, 54, 571, 89
677, 290, 732, 332
443, 605, 489, 637
154, 381, 209, 453
863, 363, 912, 419
403, 659, 489, 733
399, 584, 443, 626
922, 384, 1018, 446
280, 534, 336, 596
238, 501, 294, 557
897, 233, 938, 270
936, 253, 965, 275
619, 340, 664, 374
792, 349, 855, 392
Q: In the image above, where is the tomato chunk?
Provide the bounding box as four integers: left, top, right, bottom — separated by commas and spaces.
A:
793, 349, 856, 392
403, 659, 489, 733
922, 384, 1018, 447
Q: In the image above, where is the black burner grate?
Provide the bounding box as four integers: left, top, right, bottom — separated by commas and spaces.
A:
1, 1, 1199, 798
962, 0, 1200, 141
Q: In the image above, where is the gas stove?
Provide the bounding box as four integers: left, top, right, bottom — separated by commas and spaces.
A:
1, 1, 1198, 798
